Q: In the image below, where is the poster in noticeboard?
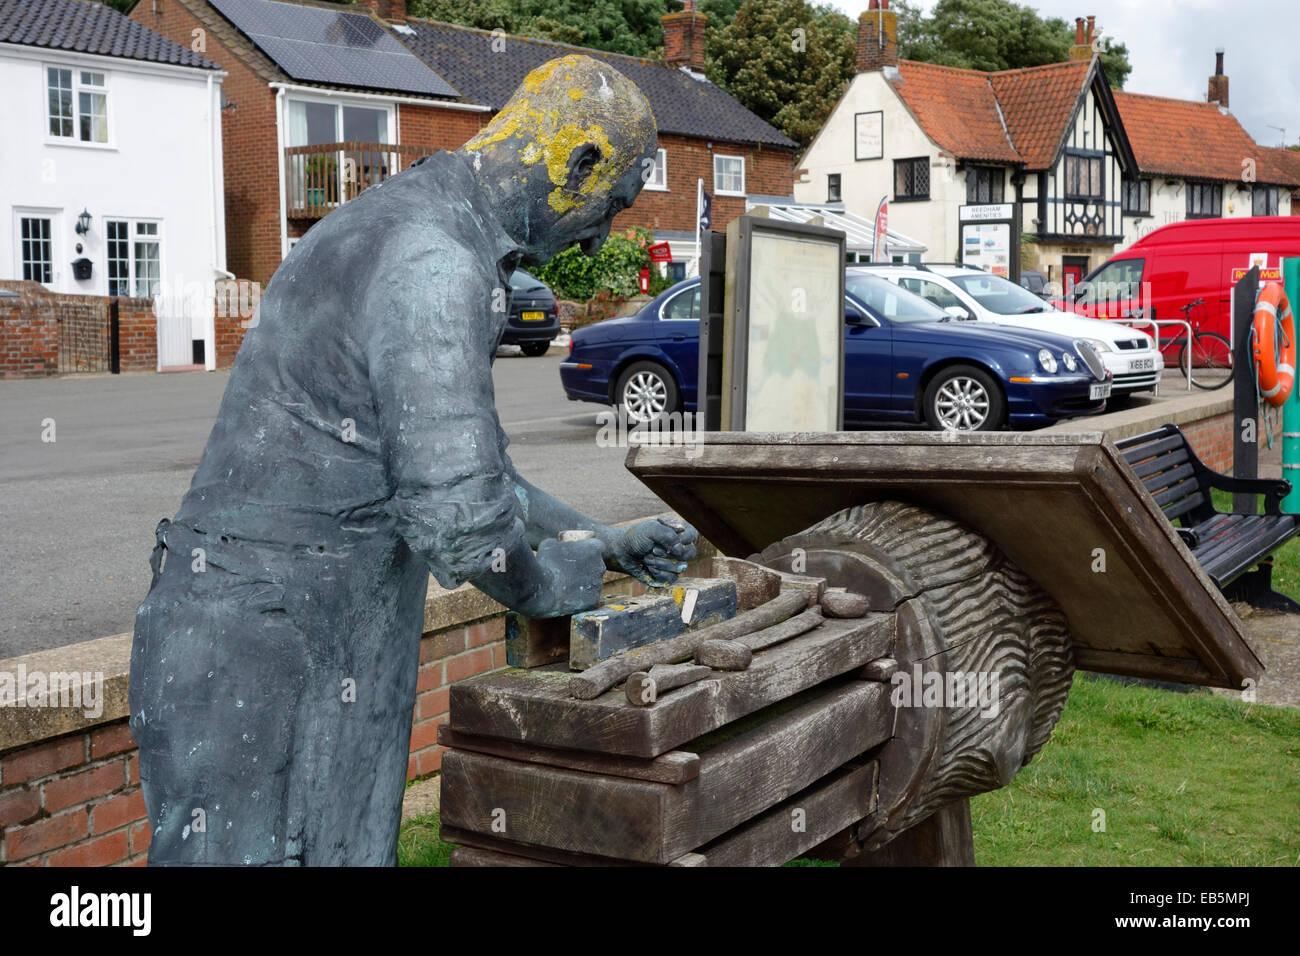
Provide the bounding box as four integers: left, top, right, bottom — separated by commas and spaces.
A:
961, 222, 1011, 278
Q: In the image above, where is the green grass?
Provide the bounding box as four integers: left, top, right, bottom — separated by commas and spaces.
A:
1206, 488, 1300, 596
399, 676, 1300, 867
970, 673, 1300, 866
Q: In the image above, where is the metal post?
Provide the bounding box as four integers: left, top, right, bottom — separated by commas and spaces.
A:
1283, 258, 1300, 512
697, 230, 726, 431
109, 297, 121, 375
1232, 267, 1259, 514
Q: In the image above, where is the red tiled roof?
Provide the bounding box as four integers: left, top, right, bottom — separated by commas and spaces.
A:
1114, 91, 1300, 186
990, 60, 1092, 169
891, 59, 1091, 170
1265, 147, 1300, 190
892, 61, 1019, 164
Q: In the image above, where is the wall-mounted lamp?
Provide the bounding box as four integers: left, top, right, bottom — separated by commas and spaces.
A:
75, 209, 92, 236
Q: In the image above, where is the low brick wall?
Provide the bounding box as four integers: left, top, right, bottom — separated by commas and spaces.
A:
0, 279, 256, 377
0, 529, 715, 866
0, 289, 58, 378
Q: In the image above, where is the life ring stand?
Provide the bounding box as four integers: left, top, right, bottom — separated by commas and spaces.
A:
1252, 282, 1296, 407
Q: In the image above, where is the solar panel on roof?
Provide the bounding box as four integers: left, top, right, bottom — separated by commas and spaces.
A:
210, 0, 458, 98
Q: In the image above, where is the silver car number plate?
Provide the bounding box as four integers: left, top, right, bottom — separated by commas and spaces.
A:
1131, 358, 1155, 371
1090, 382, 1112, 400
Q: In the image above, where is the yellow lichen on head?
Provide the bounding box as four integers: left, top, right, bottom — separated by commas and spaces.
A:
672, 586, 684, 605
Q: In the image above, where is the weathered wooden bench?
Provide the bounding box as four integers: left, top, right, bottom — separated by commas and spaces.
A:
1115, 424, 1300, 612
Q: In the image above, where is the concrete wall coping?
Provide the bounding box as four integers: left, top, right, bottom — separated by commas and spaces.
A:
1043, 385, 1233, 443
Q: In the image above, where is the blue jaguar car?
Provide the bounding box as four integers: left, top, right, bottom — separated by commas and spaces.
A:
559, 273, 1112, 431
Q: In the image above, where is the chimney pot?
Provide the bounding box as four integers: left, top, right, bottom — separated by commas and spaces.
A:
1086, 15, 1096, 45
1075, 18, 1085, 45
1208, 49, 1229, 107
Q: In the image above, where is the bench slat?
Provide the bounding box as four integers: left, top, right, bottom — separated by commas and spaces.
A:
1129, 448, 1189, 480
1151, 475, 1202, 509
1202, 520, 1300, 584
1163, 491, 1206, 521
1193, 515, 1265, 566
1119, 432, 1185, 464
1147, 463, 1197, 498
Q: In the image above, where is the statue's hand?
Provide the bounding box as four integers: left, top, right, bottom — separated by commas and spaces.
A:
531, 536, 607, 617
607, 516, 699, 586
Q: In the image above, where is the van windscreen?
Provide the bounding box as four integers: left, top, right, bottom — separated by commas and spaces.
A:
1075, 257, 1145, 306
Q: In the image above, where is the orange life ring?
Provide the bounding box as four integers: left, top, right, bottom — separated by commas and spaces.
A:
1252, 282, 1296, 407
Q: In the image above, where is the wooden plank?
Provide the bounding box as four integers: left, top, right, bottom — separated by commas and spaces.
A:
821, 590, 870, 618
696, 761, 878, 867
449, 846, 561, 867
451, 613, 895, 757
437, 724, 701, 783
569, 590, 809, 700
504, 612, 568, 669
709, 556, 781, 609
439, 750, 673, 862
439, 825, 642, 867
442, 680, 893, 862
570, 578, 737, 670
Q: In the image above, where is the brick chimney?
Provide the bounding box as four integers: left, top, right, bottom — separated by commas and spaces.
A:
1208, 49, 1229, 108
856, 0, 898, 73
1069, 15, 1095, 60
662, 0, 708, 72
358, 0, 406, 23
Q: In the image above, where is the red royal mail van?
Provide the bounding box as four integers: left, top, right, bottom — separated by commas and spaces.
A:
1061, 217, 1300, 353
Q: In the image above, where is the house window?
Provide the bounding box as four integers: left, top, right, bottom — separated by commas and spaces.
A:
46, 67, 108, 143
965, 166, 1004, 204
1187, 182, 1223, 218
1253, 185, 1280, 216
1064, 153, 1103, 200
19, 216, 54, 284
106, 219, 162, 297
1122, 179, 1151, 215
894, 157, 929, 201
827, 174, 841, 203
644, 148, 667, 190
713, 154, 745, 195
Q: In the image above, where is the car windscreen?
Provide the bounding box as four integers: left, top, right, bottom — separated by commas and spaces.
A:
1075, 257, 1144, 306
845, 272, 950, 323
949, 272, 1053, 314
509, 269, 548, 292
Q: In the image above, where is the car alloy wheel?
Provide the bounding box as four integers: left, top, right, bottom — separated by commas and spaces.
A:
622, 370, 669, 424
934, 375, 991, 431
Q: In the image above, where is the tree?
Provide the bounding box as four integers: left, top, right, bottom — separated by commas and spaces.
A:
706, 0, 855, 146
409, 0, 672, 57
894, 0, 1131, 88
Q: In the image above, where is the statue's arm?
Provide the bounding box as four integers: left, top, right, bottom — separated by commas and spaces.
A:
365, 251, 604, 616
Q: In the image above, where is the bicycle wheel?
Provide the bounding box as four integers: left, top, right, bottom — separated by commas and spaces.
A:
1179, 332, 1234, 390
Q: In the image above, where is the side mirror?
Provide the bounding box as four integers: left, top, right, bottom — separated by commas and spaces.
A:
845, 303, 871, 326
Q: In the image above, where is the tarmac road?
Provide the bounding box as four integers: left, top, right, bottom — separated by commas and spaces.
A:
0, 351, 664, 658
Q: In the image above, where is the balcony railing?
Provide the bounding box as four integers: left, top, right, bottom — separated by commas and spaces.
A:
285, 141, 435, 219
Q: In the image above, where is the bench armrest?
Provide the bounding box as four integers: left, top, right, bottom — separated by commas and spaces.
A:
1204, 474, 1292, 515
1174, 526, 1200, 548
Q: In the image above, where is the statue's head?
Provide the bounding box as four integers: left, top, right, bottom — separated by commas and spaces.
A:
460, 55, 658, 265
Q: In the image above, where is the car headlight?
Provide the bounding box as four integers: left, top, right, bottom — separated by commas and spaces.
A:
1061, 351, 1078, 372
1037, 348, 1058, 373
1082, 337, 1112, 353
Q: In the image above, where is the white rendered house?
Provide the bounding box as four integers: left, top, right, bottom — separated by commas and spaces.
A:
0, 0, 228, 368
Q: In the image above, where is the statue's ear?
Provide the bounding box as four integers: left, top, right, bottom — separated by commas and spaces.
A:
564, 143, 603, 193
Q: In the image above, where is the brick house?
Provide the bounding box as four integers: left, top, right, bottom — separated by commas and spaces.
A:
134, 0, 798, 288
795, 2, 1299, 289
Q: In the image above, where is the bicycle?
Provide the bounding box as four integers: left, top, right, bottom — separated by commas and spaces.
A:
1176, 297, 1234, 390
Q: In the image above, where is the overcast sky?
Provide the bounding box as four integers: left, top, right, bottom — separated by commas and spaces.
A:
832, 0, 1300, 147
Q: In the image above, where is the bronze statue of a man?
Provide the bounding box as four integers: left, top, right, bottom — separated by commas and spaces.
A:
130, 55, 696, 866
